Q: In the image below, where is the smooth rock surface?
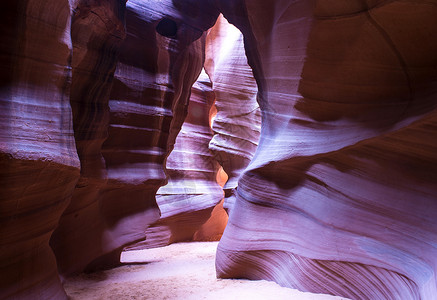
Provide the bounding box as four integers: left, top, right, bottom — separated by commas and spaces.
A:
0, 1, 80, 299
50, 0, 219, 274
125, 71, 226, 250
205, 15, 261, 212
50, 0, 126, 277
1, 0, 221, 296
215, 1, 437, 299
3, 1, 437, 299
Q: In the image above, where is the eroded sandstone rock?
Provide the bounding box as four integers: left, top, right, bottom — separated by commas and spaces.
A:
50, 0, 127, 276
125, 71, 226, 250
0, 1, 80, 299
3, 1, 437, 299
2, 0, 221, 296
205, 15, 261, 212
51, 0, 219, 274
215, 1, 437, 299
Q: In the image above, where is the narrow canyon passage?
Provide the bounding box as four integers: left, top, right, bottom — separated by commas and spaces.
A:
64, 242, 345, 300
2, 1, 437, 299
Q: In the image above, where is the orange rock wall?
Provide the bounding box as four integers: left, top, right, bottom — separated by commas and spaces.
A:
205, 15, 261, 212
2, 1, 437, 299
126, 71, 225, 249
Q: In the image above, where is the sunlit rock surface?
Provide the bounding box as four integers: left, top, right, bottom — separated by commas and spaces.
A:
0, 2, 80, 299
3, 0, 437, 299
215, 1, 437, 299
51, 0, 219, 274
125, 71, 226, 250
205, 15, 261, 212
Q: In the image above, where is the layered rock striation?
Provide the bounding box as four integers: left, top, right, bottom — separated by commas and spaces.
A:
0, 2, 80, 299
205, 15, 261, 212
3, 0, 437, 299
126, 71, 225, 250
51, 0, 219, 274
1, 0, 221, 297
215, 1, 437, 299
50, 0, 127, 276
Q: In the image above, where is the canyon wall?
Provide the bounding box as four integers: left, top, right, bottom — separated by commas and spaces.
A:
215, 1, 437, 299
205, 15, 261, 212
127, 71, 226, 250
1, 0, 220, 298
50, 0, 219, 275
2, 0, 437, 299
131, 14, 264, 250
49, 0, 127, 276
0, 1, 80, 299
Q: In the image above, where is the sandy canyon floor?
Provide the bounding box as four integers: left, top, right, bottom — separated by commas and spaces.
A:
64, 242, 348, 300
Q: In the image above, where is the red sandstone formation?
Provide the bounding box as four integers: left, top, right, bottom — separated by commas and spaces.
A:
3, 1, 437, 299
205, 15, 261, 212
50, 0, 126, 276
50, 0, 219, 275
0, 2, 80, 299
1, 0, 220, 297
215, 1, 437, 299
126, 71, 225, 250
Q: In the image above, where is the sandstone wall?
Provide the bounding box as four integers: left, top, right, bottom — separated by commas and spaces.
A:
1, 1, 80, 299
205, 15, 261, 212
215, 1, 437, 299
50, 0, 127, 276
50, 0, 219, 274
3, 1, 437, 299
1, 0, 220, 297
126, 71, 226, 250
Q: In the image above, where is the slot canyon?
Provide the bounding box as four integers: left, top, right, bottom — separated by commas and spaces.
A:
1, 0, 436, 299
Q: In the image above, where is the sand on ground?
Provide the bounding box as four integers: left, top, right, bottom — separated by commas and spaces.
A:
64, 242, 348, 300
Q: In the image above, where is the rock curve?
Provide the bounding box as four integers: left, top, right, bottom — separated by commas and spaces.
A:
1, 1, 80, 298
50, 0, 127, 276
126, 71, 225, 250
205, 15, 261, 212
215, 1, 437, 299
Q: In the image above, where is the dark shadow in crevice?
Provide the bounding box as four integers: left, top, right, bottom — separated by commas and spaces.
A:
156, 18, 178, 38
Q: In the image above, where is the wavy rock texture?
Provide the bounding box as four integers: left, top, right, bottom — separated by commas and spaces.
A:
52, 0, 219, 273
49, 0, 127, 276
205, 15, 261, 212
126, 71, 226, 250
0, 1, 80, 299
215, 1, 437, 299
